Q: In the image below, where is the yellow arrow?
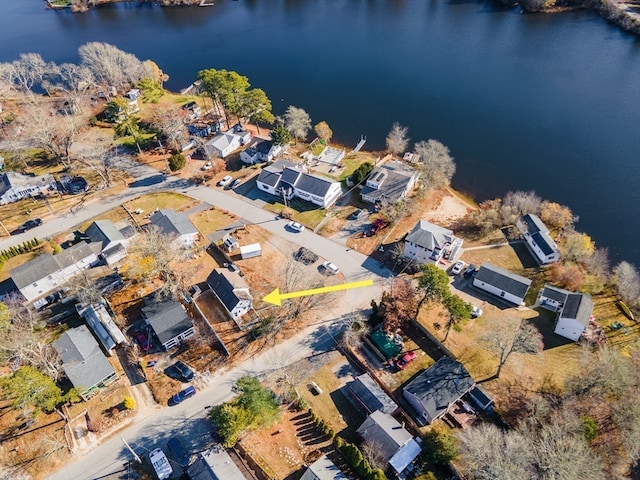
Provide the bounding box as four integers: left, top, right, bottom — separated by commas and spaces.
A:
263, 279, 375, 306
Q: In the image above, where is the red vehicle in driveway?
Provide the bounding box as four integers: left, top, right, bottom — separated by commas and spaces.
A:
395, 351, 417, 370
367, 218, 388, 237
135, 332, 151, 352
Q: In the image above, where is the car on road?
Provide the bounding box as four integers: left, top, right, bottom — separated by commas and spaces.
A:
171, 385, 196, 405
463, 264, 477, 279
17, 218, 42, 233
287, 221, 305, 233
228, 178, 242, 189
395, 351, 417, 370
134, 332, 151, 352
349, 208, 366, 220
201, 162, 213, 171
167, 437, 190, 468
451, 260, 466, 275
321, 261, 340, 275
294, 247, 318, 265
470, 305, 483, 318
174, 360, 194, 381
217, 175, 233, 187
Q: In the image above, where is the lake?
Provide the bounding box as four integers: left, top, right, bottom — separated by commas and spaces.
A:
1, 0, 640, 265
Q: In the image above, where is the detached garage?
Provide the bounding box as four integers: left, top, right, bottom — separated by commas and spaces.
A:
473, 263, 532, 306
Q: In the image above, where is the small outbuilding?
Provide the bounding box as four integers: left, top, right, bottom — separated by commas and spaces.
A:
240, 243, 262, 259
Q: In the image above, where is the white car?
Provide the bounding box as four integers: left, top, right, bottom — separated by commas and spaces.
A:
321, 261, 340, 275
217, 175, 233, 186
287, 221, 305, 233
471, 305, 483, 318
201, 162, 213, 171
451, 260, 466, 275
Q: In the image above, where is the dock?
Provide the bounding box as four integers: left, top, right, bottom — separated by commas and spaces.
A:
351, 135, 366, 154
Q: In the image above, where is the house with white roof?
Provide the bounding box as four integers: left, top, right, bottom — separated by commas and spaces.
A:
187, 446, 247, 480
538, 284, 594, 341
403, 219, 463, 264
206, 268, 253, 321
300, 455, 348, 480
473, 263, 532, 306
361, 161, 418, 204
516, 214, 560, 265
149, 209, 199, 248
0, 171, 58, 205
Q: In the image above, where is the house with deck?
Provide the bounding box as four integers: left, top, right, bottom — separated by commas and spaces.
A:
403, 219, 463, 265
360, 161, 418, 204
149, 209, 199, 249
240, 137, 282, 164
206, 268, 253, 320
473, 263, 532, 306
403, 356, 475, 425
142, 300, 195, 350
538, 284, 594, 341
0, 171, 57, 205
53, 325, 119, 401
516, 214, 560, 265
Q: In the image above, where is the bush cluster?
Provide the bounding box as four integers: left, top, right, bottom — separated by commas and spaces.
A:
337, 440, 387, 480
0, 238, 40, 268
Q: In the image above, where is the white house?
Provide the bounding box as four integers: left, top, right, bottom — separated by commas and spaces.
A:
538, 284, 594, 341
473, 263, 532, 306
10, 241, 100, 303
0, 171, 57, 205
85, 219, 130, 266
143, 301, 195, 350
516, 214, 560, 265
361, 161, 418, 204
149, 209, 199, 248
204, 125, 252, 158
206, 268, 253, 320
256, 159, 342, 209
240, 137, 282, 164
403, 219, 463, 264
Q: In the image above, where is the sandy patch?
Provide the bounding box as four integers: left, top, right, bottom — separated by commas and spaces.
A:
422, 192, 474, 226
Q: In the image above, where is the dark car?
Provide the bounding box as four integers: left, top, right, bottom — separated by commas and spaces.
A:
17, 218, 42, 233
174, 361, 195, 382
349, 208, 366, 220
167, 437, 190, 468
463, 264, 477, 279
293, 247, 319, 265
171, 386, 196, 405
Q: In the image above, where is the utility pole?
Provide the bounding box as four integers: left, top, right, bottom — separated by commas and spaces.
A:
120, 437, 141, 464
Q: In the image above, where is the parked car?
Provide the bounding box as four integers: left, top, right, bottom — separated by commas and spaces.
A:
367, 218, 388, 236
349, 208, 366, 220
17, 218, 42, 233
470, 305, 483, 318
463, 264, 477, 279
287, 221, 305, 233
171, 386, 196, 405
395, 351, 418, 370
134, 332, 151, 352
201, 162, 213, 171
223, 261, 241, 273
451, 260, 466, 275
167, 437, 190, 468
228, 178, 242, 189
321, 261, 340, 275
174, 361, 194, 382
294, 247, 318, 265
217, 175, 233, 187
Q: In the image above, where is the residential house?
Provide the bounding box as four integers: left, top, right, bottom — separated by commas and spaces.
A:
77, 303, 127, 356
346, 373, 398, 415
473, 263, 532, 306
53, 325, 119, 401
143, 301, 195, 350
187, 446, 246, 480
360, 161, 418, 204
539, 284, 594, 341
300, 455, 348, 480
403, 219, 463, 265
206, 268, 253, 320
256, 159, 342, 208
10, 241, 100, 303
357, 410, 422, 475
516, 214, 560, 265
0, 171, 57, 205
149, 209, 199, 248
85, 219, 130, 266
181, 101, 202, 121
403, 356, 475, 425
204, 125, 251, 158
240, 137, 282, 164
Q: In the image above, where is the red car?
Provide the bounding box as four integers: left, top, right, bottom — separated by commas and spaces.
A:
135, 332, 151, 352
395, 351, 417, 370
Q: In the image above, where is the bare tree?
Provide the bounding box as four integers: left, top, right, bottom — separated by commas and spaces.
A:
72, 134, 118, 188
385, 122, 410, 156
612, 261, 640, 309
499, 190, 542, 225
78, 42, 147, 92
360, 439, 388, 471
0, 53, 53, 93
584, 247, 610, 281
283, 105, 311, 143
149, 104, 187, 152
481, 319, 543, 378
313, 121, 333, 144
44, 62, 95, 114
413, 139, 456, 188
376, 197, 408, 223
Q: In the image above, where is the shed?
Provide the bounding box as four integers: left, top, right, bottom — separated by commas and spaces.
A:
240, 243, 262, 259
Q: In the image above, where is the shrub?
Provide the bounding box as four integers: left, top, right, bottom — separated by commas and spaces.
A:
367, 469, 387, 480
341, 442, 364, 470
123, 396, 136, 410
422, 427, 458, 465
352, 162, 374, 184
168, 153, 186, 171
333, 436, 344, 449
580, 416, 598, 441
296, 397, 308, 410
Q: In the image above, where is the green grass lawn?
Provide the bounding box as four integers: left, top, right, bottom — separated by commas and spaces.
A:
262, 198, 327, 230
339, 152, 378, 182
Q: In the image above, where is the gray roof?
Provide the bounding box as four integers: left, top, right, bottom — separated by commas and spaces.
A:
561, 292, 593, 326
86, 220, 125, 248
256, 159, 299, 188
300, 455, 348, 480
255, 139, 274, 155
207, 219, 248, 243
475, 263, 532, 299
348, 373, 397, 415
361, 162, 416, 203
541, 284, 569, 303
405, 220, 455, 251
55, 241, 100, 269
295, 172, 335, 197
0, 171, 56, 194
256, 160, 338, 199
187, 447, 246, 480
281, 166, 303, 186
150, 209, 198, 237
206, 269, 251, 313
53, 325, 117, 393
404, 356, 475, 422
357, 410, 413, 461
143, 301, 193, 346
521, 214, 549, 235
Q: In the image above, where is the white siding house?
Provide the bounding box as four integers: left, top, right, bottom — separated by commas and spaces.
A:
516, 214, 560, 265
473, 263, 532, 306
361, 161, 418, 204
240, 138, 282, 164
0, 171, 57, 205
204, 126, 251, 158
206, 268, 253, 320
538, 284, 594, 341
85, 219, 130, 266
403, 220, 463, 264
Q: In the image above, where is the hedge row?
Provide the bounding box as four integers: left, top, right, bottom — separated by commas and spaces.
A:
333, 437, 387, 480
0, 238, 40, 266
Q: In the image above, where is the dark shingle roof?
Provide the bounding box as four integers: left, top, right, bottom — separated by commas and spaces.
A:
541, 285, 569, 303
520, 214, 559, 257
255, 139, 274, 155
475, 263, 532, 299
405, 220, 455, 250
521, 214, 548, 235
86, 220, 125, 248
256, 159, 299, 188
143, 301, 193, 346
562, 293, 593, 326
281, 167, 302, 185
150, 209, 198, 237
294, 173, 334, 197
404, 356, 475, 421
348, 373, 397, 415
206, 269, 251, 313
